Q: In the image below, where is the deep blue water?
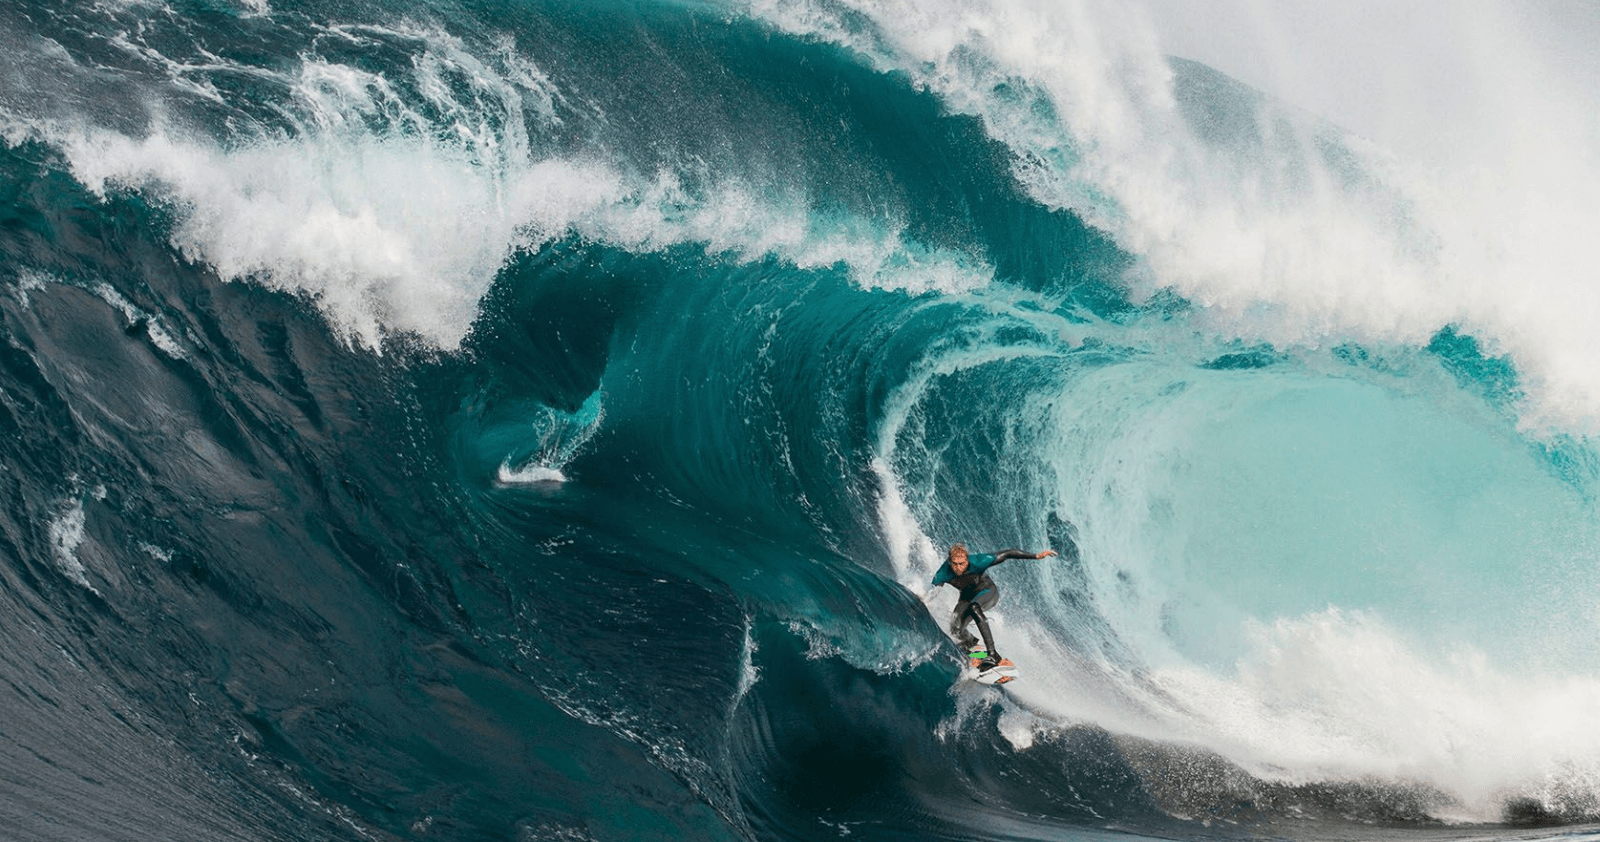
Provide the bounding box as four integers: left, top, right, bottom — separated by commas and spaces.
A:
3, 1, 1600, 840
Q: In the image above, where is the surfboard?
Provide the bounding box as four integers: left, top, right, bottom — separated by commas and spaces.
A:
973, 660, 1019, 685
967, 644, 1019, 685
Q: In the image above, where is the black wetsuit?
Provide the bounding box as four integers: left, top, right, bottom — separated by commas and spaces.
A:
930, 549, 1036, 662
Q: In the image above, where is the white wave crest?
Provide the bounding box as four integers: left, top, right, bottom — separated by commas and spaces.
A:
3, 14, 991, 352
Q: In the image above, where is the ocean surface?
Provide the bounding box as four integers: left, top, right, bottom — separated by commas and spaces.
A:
3, 1, 1600, 840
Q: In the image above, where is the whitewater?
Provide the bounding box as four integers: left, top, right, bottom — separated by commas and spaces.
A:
1, 0, 1599, 840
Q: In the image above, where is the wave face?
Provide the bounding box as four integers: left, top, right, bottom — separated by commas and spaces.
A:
4, 0, 1600, 839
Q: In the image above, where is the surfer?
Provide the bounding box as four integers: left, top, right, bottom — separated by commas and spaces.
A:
931, 543, 1056, 673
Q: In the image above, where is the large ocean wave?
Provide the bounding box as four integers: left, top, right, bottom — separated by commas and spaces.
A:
3, 0, 1600, 839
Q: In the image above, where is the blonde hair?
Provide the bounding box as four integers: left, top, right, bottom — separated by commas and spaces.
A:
947, 543, 968, 561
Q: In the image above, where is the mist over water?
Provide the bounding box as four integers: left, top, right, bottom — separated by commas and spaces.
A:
2, 0, 1600, 839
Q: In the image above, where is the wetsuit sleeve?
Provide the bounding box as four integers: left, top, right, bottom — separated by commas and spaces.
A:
985, 549, 1033, 569
930, 563, 952, 586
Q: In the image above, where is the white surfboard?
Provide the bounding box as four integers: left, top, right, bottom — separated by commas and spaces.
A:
973, 661, 1019, 685
966, 645, 1019, 685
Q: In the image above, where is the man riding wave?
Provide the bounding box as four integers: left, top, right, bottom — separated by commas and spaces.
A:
931, 543, 1057, 674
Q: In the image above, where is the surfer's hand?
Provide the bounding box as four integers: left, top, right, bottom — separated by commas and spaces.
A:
1036, 549, 1057, 559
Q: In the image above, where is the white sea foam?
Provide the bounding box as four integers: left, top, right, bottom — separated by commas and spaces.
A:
47, 499, 95, 592
1150, 610, 1600, 821
11, 269, 185, 356
733, 615, 761, 705
979, 598, 1600, 822
950, 567, 1600, 821
137, 541, 173, 563
495, 463, 567, 485
93, 283, 185, 358
14, 268, 51, 306
21, 129, 987, 353
749, 0, 1600, 433
63, 123, 987, 347
3, 16, 990, 353
493, 392, 605, 486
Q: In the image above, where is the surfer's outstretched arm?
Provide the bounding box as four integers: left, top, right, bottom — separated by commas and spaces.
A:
987, 548, 1058, 567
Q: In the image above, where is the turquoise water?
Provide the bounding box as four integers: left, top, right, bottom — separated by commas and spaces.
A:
2, 0, 1599, 839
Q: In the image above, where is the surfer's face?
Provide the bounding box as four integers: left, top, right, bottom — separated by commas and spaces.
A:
949, 548, 968, 573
